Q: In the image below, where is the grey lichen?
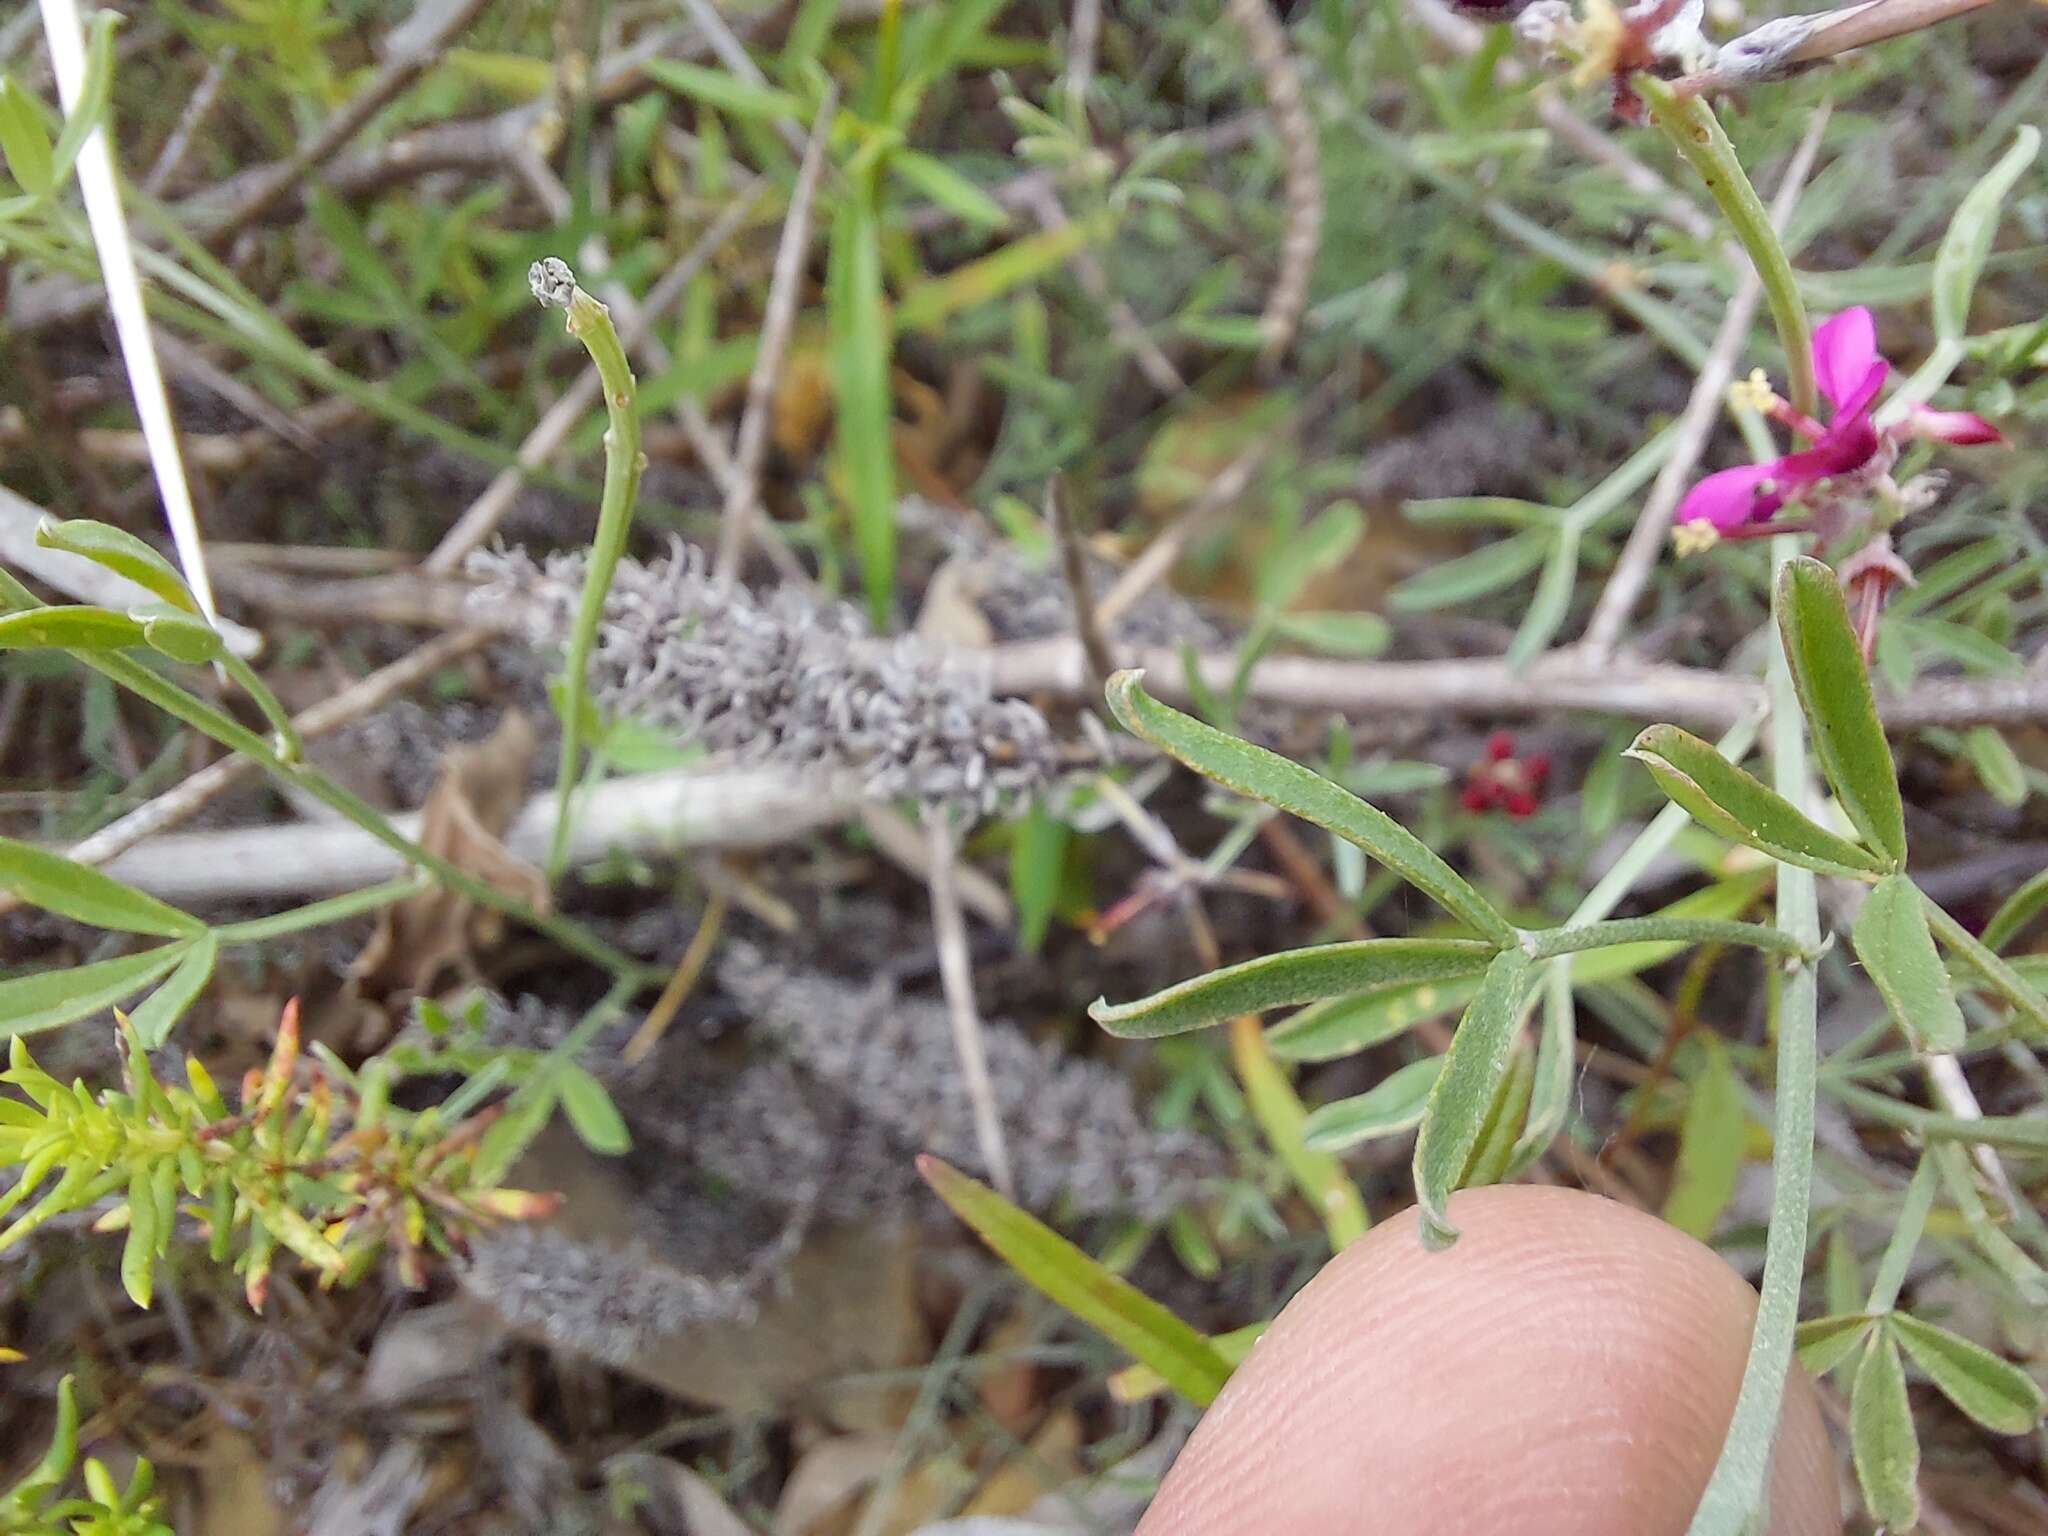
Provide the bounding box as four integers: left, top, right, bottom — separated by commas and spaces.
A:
471, 542, 1059, 816
711, 944, 1224, 1221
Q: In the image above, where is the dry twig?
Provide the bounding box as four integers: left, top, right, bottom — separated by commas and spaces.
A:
1225, 0, 1324, 366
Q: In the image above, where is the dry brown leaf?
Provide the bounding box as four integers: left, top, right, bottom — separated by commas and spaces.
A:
959, 1410, 1082, 1519
349, 709, 546, 1008
774, 1434, 898, 1536
972, 1309, 1043, 1437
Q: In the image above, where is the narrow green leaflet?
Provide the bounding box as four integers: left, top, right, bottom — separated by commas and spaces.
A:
34, 518, 199, 613
919, 1156, 1233, 1405
1459, 1041, 1535, 1188
1964, 725, 2027, 808
1271, 610, 1391, 657
0, 837, 205, 937
1794, 1313, 1877, 1378
1266, 981, 1455, 1061
1412, 949, 1531, 1248
1824, 1226, 1864, 1319
1107, 674, 1516, 943
1849, 1330, 1920, 1533
1625, 725, 1890, 879
1932, 126, 2040, 342
1919, 891, 2048, 1039
1091, 938, 1496, 1039
1008, 802, 1067, 955
1982, 868, 2048, 954
1301, 1056, 1445, 1151
44, 11, 118, 197
1775, 559, 1907, 867
828, 171, 899, 626
0, 946, 188, 1037
890, 148, 1009, 229
0, 605, 157, 655
1662, 1035, 1744, 1239
1504, 965, 1575, 1178
1387, 527, 1549, 611
1852, 874, 1965, 1054
642, 58, 805, 121
125, 932, 218, 1049
0, 77, 53, 195
1889, 1312, 2045, 1434
557, 1064, 632, 1155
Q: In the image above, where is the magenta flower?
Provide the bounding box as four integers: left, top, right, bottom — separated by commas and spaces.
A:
1677, 307, 2003, 538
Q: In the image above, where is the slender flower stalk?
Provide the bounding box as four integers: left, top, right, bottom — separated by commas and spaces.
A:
528, 257, 645, 884
1638, 75, 1816, 421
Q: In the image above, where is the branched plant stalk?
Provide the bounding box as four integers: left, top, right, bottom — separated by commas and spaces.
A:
1640, 78, 1823, 1536
528, 257, 644, 884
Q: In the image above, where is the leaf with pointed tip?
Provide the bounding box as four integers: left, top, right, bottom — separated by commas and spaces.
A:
558, 1064, 631, 1154
1663, 1034, 1745, 1239
1982, 868, 2048, 955
1412, 949, 1531, 1249
1890, 1312, 2045, 1434
1106, 673, 1514, 943
1850, 1330, 1920, 1532
919, 1155, 1233, 1405
126, 932, 219, 1049
0, 946, 188, 1037
1091, 938, 1496, 1039
1775, 558, 1907, 867
0, 837, 204, 937
1932, 126, 2040, 342
35, 518, 199, 613
1795, 1313, 1878, 1378
131, 602, 224, 665
1301, 1056, 1445, 1151
1852, 874, 1964, 1054
1625, 724, 1889, 879
0, 76, 53, 195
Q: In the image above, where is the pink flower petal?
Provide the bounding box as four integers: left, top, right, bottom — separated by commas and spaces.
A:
1904, 407, 2004, 447
1777, 416, 1881, 481
1812, 309, 1883, 413
1677, 461, 1782, 530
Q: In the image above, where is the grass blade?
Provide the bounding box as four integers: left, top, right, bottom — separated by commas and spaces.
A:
918, 1155, 1233, 1405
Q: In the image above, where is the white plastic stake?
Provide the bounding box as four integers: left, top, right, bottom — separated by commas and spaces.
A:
38, 0, 219, 622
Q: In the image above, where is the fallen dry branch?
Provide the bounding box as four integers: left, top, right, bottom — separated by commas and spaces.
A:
101, 764, 859, 904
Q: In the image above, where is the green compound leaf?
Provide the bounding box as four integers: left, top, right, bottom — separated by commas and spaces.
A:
1851, 874, 1965, 1055
1625, 724, 1890, 879
1107, 673, 1515, 944
1091, 938, 1496, 1039
1412, 949, 1531, 1250
919, 1155, 1233, 1405
1889, 1311, 2045, 1435
1775, 558, 1907, 868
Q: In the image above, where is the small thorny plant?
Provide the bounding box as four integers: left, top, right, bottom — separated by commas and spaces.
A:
0, 0, 2045, 1532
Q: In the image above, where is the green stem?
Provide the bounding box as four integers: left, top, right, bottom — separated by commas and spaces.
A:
1919, 889, 2048, 1038
1827, 1081, 2048, 1155
218, 649, 303, 763
1640, 76, 1817, 419
1524, 916, 1811, 961
1862, 1154, 1936, 1314
1685, 536, 1822, 1536
531, 260, 644, 884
